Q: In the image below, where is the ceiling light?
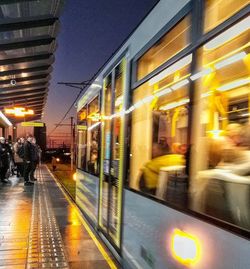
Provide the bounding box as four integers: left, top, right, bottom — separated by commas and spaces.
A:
215, 51, 247, 69
148, 54, 192, 86
204, 16, 250, 50
154, 87, 172, 97
171, 79, 189, 90
190, 68, 212, 81
217, 77, 250, 92
0, 111, 12, 126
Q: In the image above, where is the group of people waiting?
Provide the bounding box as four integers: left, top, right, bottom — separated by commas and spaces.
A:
0, 134, 41, 186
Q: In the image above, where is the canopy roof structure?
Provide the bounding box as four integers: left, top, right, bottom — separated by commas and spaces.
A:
0, 0, 65, 123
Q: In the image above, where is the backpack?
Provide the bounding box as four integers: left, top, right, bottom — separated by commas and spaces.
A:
17, 144, 24, 159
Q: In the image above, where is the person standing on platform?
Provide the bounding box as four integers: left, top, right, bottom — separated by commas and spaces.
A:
0, 137, 10, 184
23, 135, 34, 186
14, 137, 25, 178
30, 137, 40, 181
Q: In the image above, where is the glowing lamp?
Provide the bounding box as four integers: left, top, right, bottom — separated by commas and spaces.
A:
56, 158, 60, 162
170, 229, 201, 266
73, 172, 77, 181
5, 107, 34, 117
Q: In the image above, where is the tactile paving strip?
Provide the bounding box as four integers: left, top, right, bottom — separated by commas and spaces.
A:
26, 169, 69, 269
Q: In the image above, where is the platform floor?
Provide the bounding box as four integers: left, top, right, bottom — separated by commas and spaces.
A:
0, 165, 118, 269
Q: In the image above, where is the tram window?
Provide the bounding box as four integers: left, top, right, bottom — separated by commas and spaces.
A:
190, 17, 250, 231
137, 16, 191, 81
129, 56, 191, 205
86, 97, 100, 176
204, 0, 249, 33
77, 106, 87, 170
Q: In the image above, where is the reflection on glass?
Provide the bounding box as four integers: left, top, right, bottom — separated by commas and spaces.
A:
137, 16, 191, 81
191, 17, 250, 230
87, 97, 100, 176
130, 57, 191, 206
77, 107, 87, 170
110, 63, 124, 240
204, 0, 249, 33
100, 75, 112, 231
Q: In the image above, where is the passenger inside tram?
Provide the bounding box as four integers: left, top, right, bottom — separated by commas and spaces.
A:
129, 14, 249, 229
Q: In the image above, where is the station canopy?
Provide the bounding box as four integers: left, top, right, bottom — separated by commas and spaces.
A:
0, 0, 65, 123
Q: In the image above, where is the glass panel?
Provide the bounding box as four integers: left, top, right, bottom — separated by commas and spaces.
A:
86, 97, 100, 176
0, 44, 54, 59
109, 62, 124, 240
137, 16, 191, 81
204, 0, 249, 33
100, 74, 112, 231
0, 25, 56, 41
129, 56, 191, 206
190, 16, 250, 231
77, 107, 87, 170
0, 0, 62, 19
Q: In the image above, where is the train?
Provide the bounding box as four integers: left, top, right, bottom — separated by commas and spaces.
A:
76, 0, 250, 268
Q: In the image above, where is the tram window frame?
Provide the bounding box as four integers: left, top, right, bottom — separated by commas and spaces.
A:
131, 3, 192, 87
77, 94, 101, 176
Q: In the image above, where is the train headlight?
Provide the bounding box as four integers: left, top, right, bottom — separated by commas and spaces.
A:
170, 229, 201, 266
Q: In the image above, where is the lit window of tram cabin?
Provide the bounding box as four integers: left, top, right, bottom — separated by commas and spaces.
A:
190, 16, 250, 230
137, 15, 191, 81
204, 0, 249, 33
129, 13, 250, 231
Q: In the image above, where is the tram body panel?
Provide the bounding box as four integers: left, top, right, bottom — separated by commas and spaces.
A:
122, 190, 250, 269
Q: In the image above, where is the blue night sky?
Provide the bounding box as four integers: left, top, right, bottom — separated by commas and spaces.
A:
43, 0, 159, 144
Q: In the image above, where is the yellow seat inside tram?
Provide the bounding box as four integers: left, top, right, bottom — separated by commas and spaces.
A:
141, 154, 185, 190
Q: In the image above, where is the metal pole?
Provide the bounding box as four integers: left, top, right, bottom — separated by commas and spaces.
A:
70, 116, 74, 171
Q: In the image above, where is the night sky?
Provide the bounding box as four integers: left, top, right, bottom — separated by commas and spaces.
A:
43, 0, 159, 145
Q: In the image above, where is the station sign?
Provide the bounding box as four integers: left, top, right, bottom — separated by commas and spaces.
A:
21, 122, 44, 127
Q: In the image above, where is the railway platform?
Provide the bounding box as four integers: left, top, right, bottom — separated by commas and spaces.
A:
0, 165, 118, 269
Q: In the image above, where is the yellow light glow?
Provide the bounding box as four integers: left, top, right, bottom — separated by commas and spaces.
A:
5, 107, 34, 117
73, 172, 77, 181
56, 158, 60, 162
207, 129, 223, 139
21, 73, 29, 77
204, 16, 250, 50
170, 229, 201, 266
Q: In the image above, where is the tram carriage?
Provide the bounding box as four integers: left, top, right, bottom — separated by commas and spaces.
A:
76, 0, 250, 268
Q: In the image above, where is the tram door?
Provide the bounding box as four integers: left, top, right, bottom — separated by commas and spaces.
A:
99, 59, 126, 249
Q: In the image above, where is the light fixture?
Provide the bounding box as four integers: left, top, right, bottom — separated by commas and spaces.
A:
170, 229, 201, 266
217, 77, 250, 92
160, 98, 190, 110
215, 51, 247, 69
0, 111, 12, 126
171, 79, 189, 90
154, 87, 172, 97
204, 16, 250, 50
142, 95, 154, 103
21, 73, 29, 78
5, 107, 34, 117
148, 54, 192, 86
190, 68, 212, 81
